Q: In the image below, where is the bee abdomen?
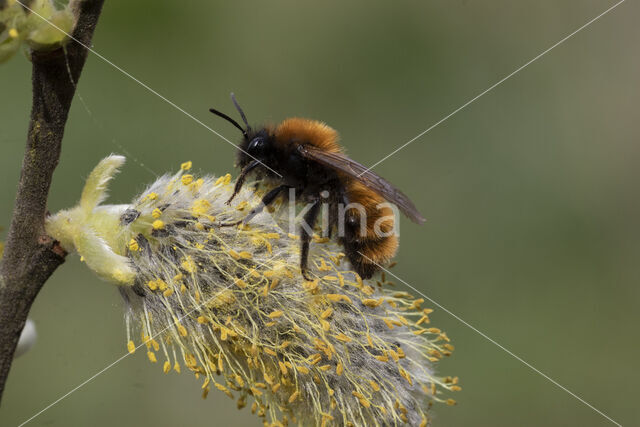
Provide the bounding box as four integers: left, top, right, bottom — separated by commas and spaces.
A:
343, 234, 398, 279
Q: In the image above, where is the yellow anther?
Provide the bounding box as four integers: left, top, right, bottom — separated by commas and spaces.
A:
375, 353, 389, 363
278, 361, 288, 376
181, 256, 196, 273
268, 310, 283, 319
8, 28, 19, 39
128, 239, 139, 252
181, 174, 194, 185
192, 199, 211, 216
362, 298, 383, 308
163, 361, 171, 373
127, 340, 136, 354
181, 161, 192, 171
320, 307, 333, 319
361, 285, 375, 296
382, 317, 396, 335
333, 333, 352, 343
147, 351, 157, 363
152, 220, 164, 230
326, 294, 352, 304
177, 325, 188, 337
151, 208, 162, 218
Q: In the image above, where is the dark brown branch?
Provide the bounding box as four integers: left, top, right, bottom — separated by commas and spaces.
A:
0, 0, 105, 403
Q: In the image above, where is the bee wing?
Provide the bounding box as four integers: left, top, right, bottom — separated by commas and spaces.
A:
300, 146, 426, 224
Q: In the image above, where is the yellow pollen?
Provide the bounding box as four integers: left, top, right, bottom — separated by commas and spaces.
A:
278, 361, 288, 376
181, 174, 194, 185
151, 208, 162, 218
320, 307, 333, 319
147, 351, 157, 363
127, 340, 135, 354
362, 298, 384, 308
163, 361, 171, 373
334, 333, 352, 343
177, 325, 188, 337
128, 239, 139, 251
326, 294, 352, 304
268, 310, 283, 319
181, 256, 196, 273
181, 161, 192, 170
152, 220, 164, 230
8, 28, 19, 39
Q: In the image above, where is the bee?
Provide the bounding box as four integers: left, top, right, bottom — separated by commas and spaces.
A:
210, 94, 425, 279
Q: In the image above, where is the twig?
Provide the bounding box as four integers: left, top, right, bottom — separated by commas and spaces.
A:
0, 0, 105, 403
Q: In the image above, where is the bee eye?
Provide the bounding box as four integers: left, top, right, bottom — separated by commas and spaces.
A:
248, 137, 266, 154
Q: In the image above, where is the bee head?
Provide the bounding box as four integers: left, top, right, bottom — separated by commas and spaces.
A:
237, 128, 273, 168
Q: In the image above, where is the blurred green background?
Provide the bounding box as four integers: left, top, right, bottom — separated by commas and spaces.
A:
1, 0, 639, 426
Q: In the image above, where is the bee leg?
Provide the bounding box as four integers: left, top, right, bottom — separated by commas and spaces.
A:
300, 201, 321, 281
226, 160, 260, 205
326, 202, 338, 239
220, 184, 288, 227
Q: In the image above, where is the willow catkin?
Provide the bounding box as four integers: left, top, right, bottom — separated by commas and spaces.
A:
0, 0, 77, 63
46, 155, 459, 426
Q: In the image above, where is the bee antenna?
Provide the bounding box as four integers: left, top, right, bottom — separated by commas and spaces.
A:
230, 92, 250, 130
209, 107, 247, 137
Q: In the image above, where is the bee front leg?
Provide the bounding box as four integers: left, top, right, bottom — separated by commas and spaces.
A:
300, 201, 321, 281
220, 184, 288, 227
226, 160, 260, 205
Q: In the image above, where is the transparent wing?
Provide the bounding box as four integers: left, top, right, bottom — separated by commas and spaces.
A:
300, 146, 426, 224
